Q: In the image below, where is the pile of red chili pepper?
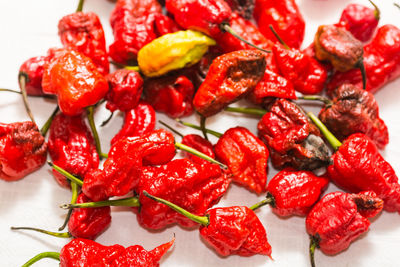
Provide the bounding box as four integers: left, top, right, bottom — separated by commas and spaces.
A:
1, 0, 400, 266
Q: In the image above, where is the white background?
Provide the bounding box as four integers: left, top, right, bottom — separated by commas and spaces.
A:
1, 0, 400, 266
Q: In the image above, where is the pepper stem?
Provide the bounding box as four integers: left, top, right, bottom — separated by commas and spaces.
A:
307, 112, 342, 150
200, 116, 208, 140
87, 106, 106, 159
143, 191, 209, 226
225, 106, 266, 116
47, 161, 83, 187
175, 142, 227, 169
76, 0, 84, 12
21, 252, 60, 267
100, 112, 114, 127
309, 236, 317, 267
60, 196, 140, 209
249, 194, 275, 210
0, 88, 22, 94
124, 65, 141, 72
40, 106, 59, 136
297, 95, 332, 106
11, 227, 71, 238
368, 0, 380, 20
395, 3, 400, 9
18, 73, 36, 124
59, 181, 79, 231
176, 119, 222, 138
357, 60, 367, 90
269, 25, 290, 50
159, 120, 184, 138
220, 23, 271, 53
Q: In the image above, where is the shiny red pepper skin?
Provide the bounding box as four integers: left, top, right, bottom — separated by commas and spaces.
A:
136, 159, 230, 229
181, 134, 215, 165
214, 127, 269, 194
19, 56, 48, 96
266, 168, 329, 217
193, 50, 266, 117
111, 101, 156, 145
105, 69, 143, 112
68, 193, 111, 240
144, 74, 195, 118
319, 84, 389, 149
200, 206, 271, 257
42, 49, 108, 116
58, 12, 109, 75
165, 0, 231, 38
82, 129, 175, 201
0, 122, 47, 181
59, 238, 174, 267
110, 0, 162, 28
48, 113, 99, 188
306, 191, 383, 255
328, 24, 400, 94
254, 0, 305, 49
257, 99, 331, 170
273, 44, 328, 94
339, 3, 379, 42
327, 133, 400, 213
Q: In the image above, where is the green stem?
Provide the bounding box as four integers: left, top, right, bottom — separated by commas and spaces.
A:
309, 237, 317, 267
124, 65, 140, 72
250, 195, 274, 211
40, 106, 59, 136
87, 106, 105, 159
220, 23, 271, 53
0, 88, 22, 94
76, 0, 84, 12
307, 112, 342, 150
297, 95, 332, 106
368, 0, 380, 20
225, 106, 266, 116
143, 191, 209, 226
18, 73, 36, 124
395, 3, 400, 9
61, 196, 140, 209
358, 60, 367, 90
200, 116, 208, 140
159, 120, 184, 138
21, 252, 60, 267
100, 112, 114, 127
269, 25, 290, 50
176, 119, 222, 138
48, 161, 83, 187
175, 142, 227, 169
11, 227, 71, 238
59, 181, 79, 231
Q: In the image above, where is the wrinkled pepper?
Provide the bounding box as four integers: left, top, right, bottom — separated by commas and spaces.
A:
181, 134, 215, 165
110, 0, 162, 28
19, 56, 48, 96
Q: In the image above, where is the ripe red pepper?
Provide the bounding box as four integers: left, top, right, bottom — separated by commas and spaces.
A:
328, 24, 400, 94
254, 0, 305, 49
58, 12, 109, 75
319, 84, 389, 149
214, 126, 269, 194
48, 113, 99, 188
111, 101, 156, 145
144, 74, 195, 118
110, 0, 162, 28
257, 99, 330, 170
0, 122, 47, 181
41, 49, 108, 116
105, 69, 143, 112
181, 134, 215, 165
19, 56, 48, 96
307, 191, 383, 266
193, 50, 266, 117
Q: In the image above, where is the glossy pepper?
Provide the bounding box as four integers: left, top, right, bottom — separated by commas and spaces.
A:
318, 84, 389, 149
307, 191, 383, 267
143, 191, 272, 257
254, 0, 305, 49
48, 113, 99, 188
144, 74, 195, 118
193, 50, 266, 117
18, 56, 48, 96
111, 101, 156, 145
41, 49, 108, 116
327, 24, 400, 94
20, 237, 174, 267
58, 11, 109, 75
0, 122, 47, 181
105, 69, 143, 112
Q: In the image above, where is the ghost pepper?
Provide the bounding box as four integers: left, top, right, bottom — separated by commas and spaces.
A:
18, 56, 48, 96
110, 0, 162, 28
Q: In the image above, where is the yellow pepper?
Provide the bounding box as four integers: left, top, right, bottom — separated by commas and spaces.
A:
138, 30, 216, 77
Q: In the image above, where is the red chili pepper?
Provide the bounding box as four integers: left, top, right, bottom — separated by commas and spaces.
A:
193, 50, 266, 117
224, 0, 254, 20
58, 12, 109, 75
105, 69, 143, 112
110, 0, 162, 28
144, 74, 195, 118
254, 0, 305, 49
48, 113, 99, 188
111, 101, 156, 145
307, 191, 383, 267
18, 56, 48, 96
41, 49, 108, 116
181, 134, 215, 165
327, 24, 400, 94
0, 122, 47, 181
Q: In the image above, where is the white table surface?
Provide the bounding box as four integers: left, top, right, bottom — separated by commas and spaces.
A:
1, 0, 400, 266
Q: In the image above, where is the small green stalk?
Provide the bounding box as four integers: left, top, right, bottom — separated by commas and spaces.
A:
309, 236, 318, 267
175, 142, 227, 169
87, 106, 106, 159
357, 60, 367, 90
60, 196, 140, 209
59, 181, 79, 231
269, 25, 290, 50
0, 88, 22, 94
159, 120, 184, 138
143, 191, 209, 226
40, 106, 59, 136
368, 0, 380, 20
100, 112, 114, 127
76, 0, 84, 12
395, 3, 400, 9
307, 112, 342, 150
249, 194, 275, 211
297, 95, 332, 106
18, 73, 36, 124
176, 119, 222, 138
11, 226, 71, 238
224, 106, 266, 116
124, 65, 140, 72
200, 116, 208, 140
48, 161, 83, 187
21, 252, 60, 267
